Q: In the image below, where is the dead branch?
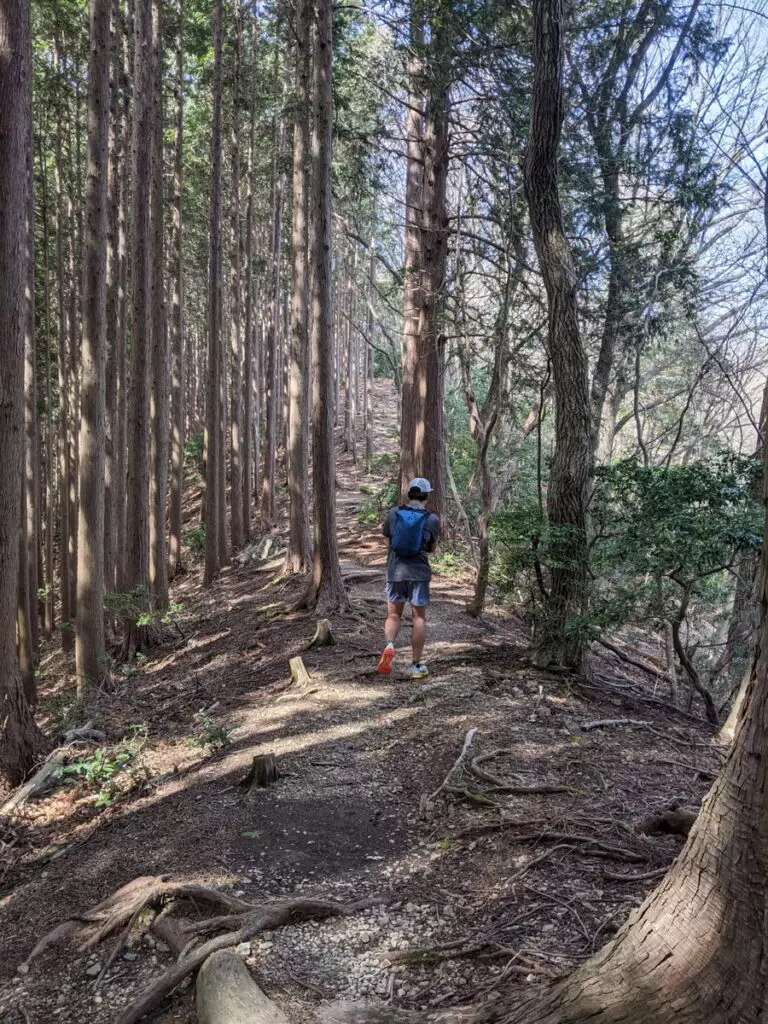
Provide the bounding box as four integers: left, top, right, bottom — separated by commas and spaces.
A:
456, 822, 647, 863
470, 750, 575, 795
580, 719, 651, 732
603, 865, 671, 882
1, 751, 67, 815
421, 728, 477, 816
597, 640, 665, 678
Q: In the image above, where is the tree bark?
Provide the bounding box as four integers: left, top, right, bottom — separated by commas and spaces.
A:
204, 0, 224, 585
522, 0, 592, 670
261, 48, 287, 526
76, 0, 111, 693
168, 0, 185, 579
285, 0, 312, 574
104, 0, 121, 596
364, 224, 375, 470
54, 44, 74, 653
123, 0, 153, 654
242, 14, 257, 543
38, 140, 56, 636
0, 0, 45, 786
300, 0, 349, 615
23, 122, 39, 661
229, 1, 244, 552
149, 0, 169, 610
115, 0, 131, 591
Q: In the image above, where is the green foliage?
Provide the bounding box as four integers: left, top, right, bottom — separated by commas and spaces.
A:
62, 726, 148, 807
592, 454, 762, 625
104, 586, 149, 622
184, 433, 204, 475
357, 477, 399, 524
189, 710, 234, 753
184, 524, 206, 552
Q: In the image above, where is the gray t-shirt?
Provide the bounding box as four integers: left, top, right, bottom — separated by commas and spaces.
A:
383, 504, 440, 582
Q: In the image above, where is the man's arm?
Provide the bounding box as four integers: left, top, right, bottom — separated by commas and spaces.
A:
426, 515, 440, 552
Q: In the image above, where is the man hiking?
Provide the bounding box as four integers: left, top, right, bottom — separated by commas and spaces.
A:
377, 477, 440, 679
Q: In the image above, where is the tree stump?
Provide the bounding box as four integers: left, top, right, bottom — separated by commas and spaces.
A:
241, 754, 278, 800
196, 951, 290, 1024
290, 656, 312, 688
308, 618, 336, 648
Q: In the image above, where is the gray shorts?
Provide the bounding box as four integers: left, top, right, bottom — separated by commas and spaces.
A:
386, 581, 430, 607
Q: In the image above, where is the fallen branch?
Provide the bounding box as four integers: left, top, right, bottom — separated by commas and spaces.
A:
580, 719, 651, 732
456, 823, 647, 863
470, 750, 576, 795
1, 751, 66, 815
421, 728, 477, 816
603, 865, 671, 882
597, 640, 665, 679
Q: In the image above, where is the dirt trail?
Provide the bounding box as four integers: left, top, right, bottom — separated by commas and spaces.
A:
0, 381, 722, 1024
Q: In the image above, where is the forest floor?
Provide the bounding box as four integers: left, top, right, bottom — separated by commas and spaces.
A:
0, 381, 724, 1024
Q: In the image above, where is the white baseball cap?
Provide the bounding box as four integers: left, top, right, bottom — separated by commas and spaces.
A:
408, 477, 433, 494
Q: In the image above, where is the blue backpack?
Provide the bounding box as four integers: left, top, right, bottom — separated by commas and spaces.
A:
390, 506, 428, 557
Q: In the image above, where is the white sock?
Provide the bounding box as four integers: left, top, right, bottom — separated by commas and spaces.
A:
385, 642, 394, 650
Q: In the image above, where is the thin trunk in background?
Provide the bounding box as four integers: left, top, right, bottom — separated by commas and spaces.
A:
149, 0, 169, 610
54, 43, 74, 653
242, 14, 257, 543
365, 223, 375, 469
229, 1, 244, 551
261, 48, 287, 525
123, 0, 153, 655
169, 0, 185, 578
104, 0, 121, 595
286, 0, 312, 574
115, 0, 131, 591
301, 0, 348, 615
38, 141, 56, 636
204, 0, 224, 585
22, 122, 39, 669
76, 0, 111, 692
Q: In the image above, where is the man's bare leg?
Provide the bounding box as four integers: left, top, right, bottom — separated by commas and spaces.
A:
385, 602, 404, 644
412, 605, 427, 664
378, 603, 404, 675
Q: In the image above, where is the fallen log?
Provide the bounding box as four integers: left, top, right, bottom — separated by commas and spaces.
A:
1, 751, 66, 815
197, 950, 289, 1024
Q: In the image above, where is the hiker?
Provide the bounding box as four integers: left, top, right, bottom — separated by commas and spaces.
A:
378, 477, 440, 679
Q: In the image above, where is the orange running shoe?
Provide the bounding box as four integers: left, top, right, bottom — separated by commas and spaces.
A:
377, 645, 396, 675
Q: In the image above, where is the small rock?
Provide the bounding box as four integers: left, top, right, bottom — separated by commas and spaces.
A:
155, 940, 170, 953
122, 952, 138, 962
86, 963, 102, 978
236, 942, 251, 956
16, 965, 29, 977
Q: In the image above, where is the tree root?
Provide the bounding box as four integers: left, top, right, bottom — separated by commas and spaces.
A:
469, 750, 576, 795
19, 876, 375, 1023
116, 896, 374, 1024
421, 728, 477, 817
456, 821, 648, 863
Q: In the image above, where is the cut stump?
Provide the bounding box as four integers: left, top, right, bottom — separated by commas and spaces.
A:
197, 950, 290, 1024
290, 656, 313, 688
308, 618, 336, 648
241, 754, 279, 798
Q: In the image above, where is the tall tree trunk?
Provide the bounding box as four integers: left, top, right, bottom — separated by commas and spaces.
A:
123, 0, 153, 655
522, 0, 591, 670
0, 0, 45, 786
22, 121, 39, 667
300, 0, 348, 615
38, 141, 56, 636
76, 0, 111, 693
261, 50, 287, 526
204, 0, 224, 585
344, 245, 358, 461
242, 13, 256, 544
168, 0, 185, 579
54, 51, 74, 654
229, 1, 244, 551
364, 225, 375, 470
149, 0, 169, 610
104, 0, 121, 596
115, 0, 131, 592
399, 15, 424, 499
285, 0, 312, 574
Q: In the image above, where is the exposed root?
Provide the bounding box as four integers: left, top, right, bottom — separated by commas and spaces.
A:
421, 728, 477, 817
469, 750, 576, 796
